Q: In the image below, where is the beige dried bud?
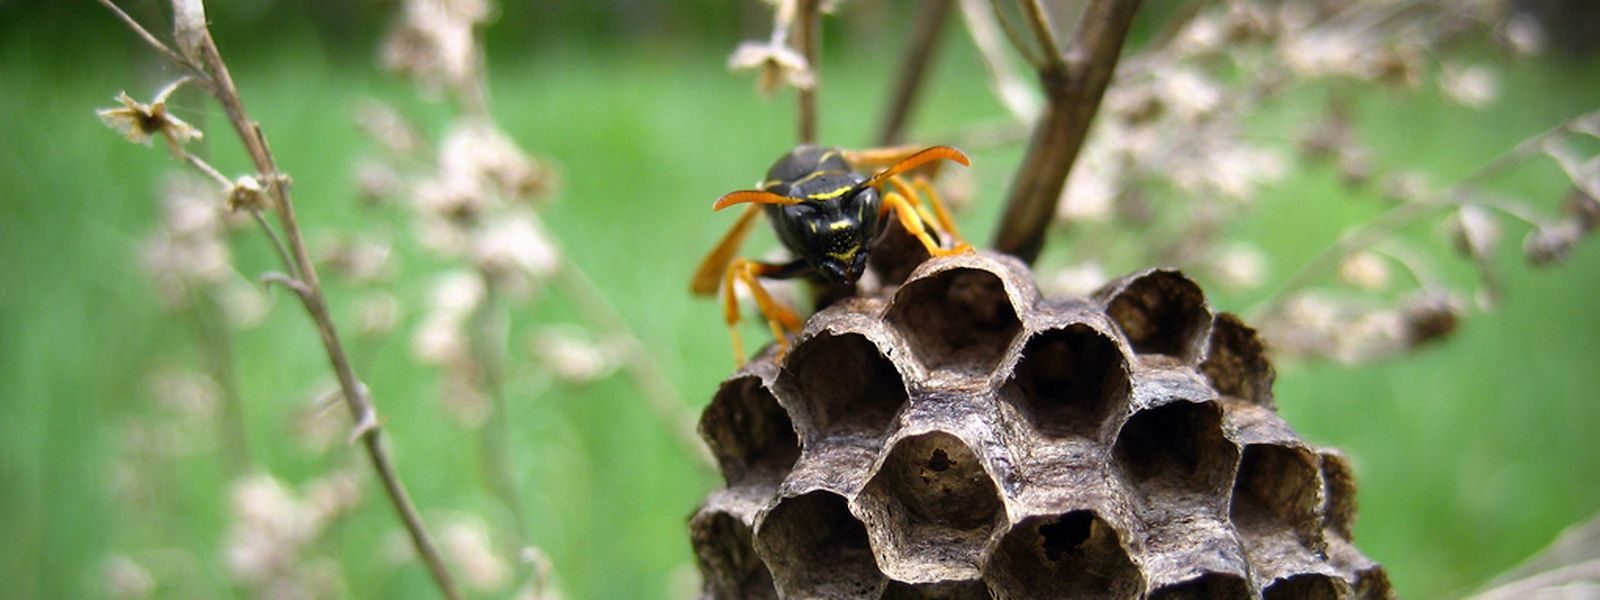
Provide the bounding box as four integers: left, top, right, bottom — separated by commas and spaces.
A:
97, 81, 203, 156
354, 100, 425, 157
472, 211, 561, 292
1381, 170, 1432, 203
530, 327, 620, 384
1154, 67, 1222, 123
1439, 64, 1499, 109
1042, 262, 1108, 298
412, 271, 484, 365
1400, 291, 1462, 349
355, 158, 402, 204
101, 555, 155, 599
1371, 43, 1425, 89
728, 38, 815, 97
1339, 251, 1391, 291
1207, 243, 1268, 291
441, 517, 512, 592
1500, 14, 1545, 56
381, 0, 482, 95
1566, 188, 1600, 231
1524, 220, 1584, 267
171, 0, 208, 64
224, 175, 272, 212
1445, 204, 1501, 259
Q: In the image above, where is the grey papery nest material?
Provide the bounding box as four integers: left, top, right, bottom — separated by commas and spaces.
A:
691, 250, 1390, 599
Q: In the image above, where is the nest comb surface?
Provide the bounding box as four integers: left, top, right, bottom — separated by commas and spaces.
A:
690, 252, 1390, 599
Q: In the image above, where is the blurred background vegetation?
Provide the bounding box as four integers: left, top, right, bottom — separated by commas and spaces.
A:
0, 0, 1597, 598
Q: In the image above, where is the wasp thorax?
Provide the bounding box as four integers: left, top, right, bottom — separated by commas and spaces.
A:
691, 254, 1391, 600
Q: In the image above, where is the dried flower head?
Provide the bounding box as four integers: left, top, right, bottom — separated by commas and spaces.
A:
530, 327, 620, 385
381, 0, 485, 97
1339, 251, 1392, 291
441, 516, 511, 592
101, 555, 155, 599
1439, 63, 1500, 109
728, 37, 816, 97
1445, 204, 1501, 259
97, 79, 203, 156
472, 210, 561, 296
225, 175, 272, 212
1207, 243, 1269, 291
1524, 220, 1584, 267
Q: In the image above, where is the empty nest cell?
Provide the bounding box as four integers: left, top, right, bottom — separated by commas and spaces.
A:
784, 332, 909, 440
856, 432, 1005, 583
754, 490, 886, 599
690, 510, 778, 600
880, 579, 991, 600
1003, 323, 1132, 440
1112, 400, 1238, 501
886, 267, 1023, 373
1099, 269, 1212, 362
699, 372, 800, 486
982, 511, 1143, 599
1200, 312, 1276, 407
1263, 573, 1350, 600
1230, 443, 1324, 547
1147, 572, 1252, 600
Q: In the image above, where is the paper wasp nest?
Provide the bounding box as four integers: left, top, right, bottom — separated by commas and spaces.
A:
691, 251, 1391, 599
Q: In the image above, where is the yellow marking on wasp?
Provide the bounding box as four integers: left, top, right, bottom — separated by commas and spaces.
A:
808, 221, 817, 233
827, 247, 859, 261
828, 220, 850, 231
805, 185, 855, 201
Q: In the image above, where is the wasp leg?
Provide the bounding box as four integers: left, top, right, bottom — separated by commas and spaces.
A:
883, 191, 966, 258
692, 204, 762, 296
721, 257, 806, 366
913, 176, 965, 246
888, 176, 973, 254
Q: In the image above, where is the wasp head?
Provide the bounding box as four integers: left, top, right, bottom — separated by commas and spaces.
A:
776, 186, 882, 284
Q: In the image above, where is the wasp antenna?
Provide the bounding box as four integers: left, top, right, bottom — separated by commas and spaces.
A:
713, 190, 801, 211
863, 145, 970, 190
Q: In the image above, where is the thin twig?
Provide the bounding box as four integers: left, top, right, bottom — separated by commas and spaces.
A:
793, 0, 823, 145
991, 0, 1142, 263
1021, 0, 1065, 69
875, 0, 954, 146
468, 275, 532, 548
989, 0, 1045, 68
94, 0, 203, 79
1247, 112, 1595, 320
101, 3, 463, 597
248, 210, 300, 278
959, 0, 1043, 124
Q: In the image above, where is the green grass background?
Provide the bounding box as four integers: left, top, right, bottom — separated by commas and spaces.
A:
1, 3, 1598, 599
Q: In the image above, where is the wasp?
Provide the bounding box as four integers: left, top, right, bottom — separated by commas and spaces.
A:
691, 145, 973, 365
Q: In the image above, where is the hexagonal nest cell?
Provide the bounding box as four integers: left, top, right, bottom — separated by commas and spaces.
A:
690, 254, 1390, 599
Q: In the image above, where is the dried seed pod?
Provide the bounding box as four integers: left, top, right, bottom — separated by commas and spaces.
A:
691, 253, 1389, 599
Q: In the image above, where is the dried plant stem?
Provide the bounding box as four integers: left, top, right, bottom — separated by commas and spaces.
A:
179, 150, 300, 278
793, 0, 823, 145
468, 277, 532, 546
875, 0, 954, 146
552, 265, 715, 470
991, 0, 1142, 264
958, 0, 1042, 124
1248, 112, 1596, 320
101, 4, 462, 598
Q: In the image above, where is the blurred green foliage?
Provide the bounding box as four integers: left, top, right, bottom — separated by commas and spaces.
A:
0, 1, 1597, 599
